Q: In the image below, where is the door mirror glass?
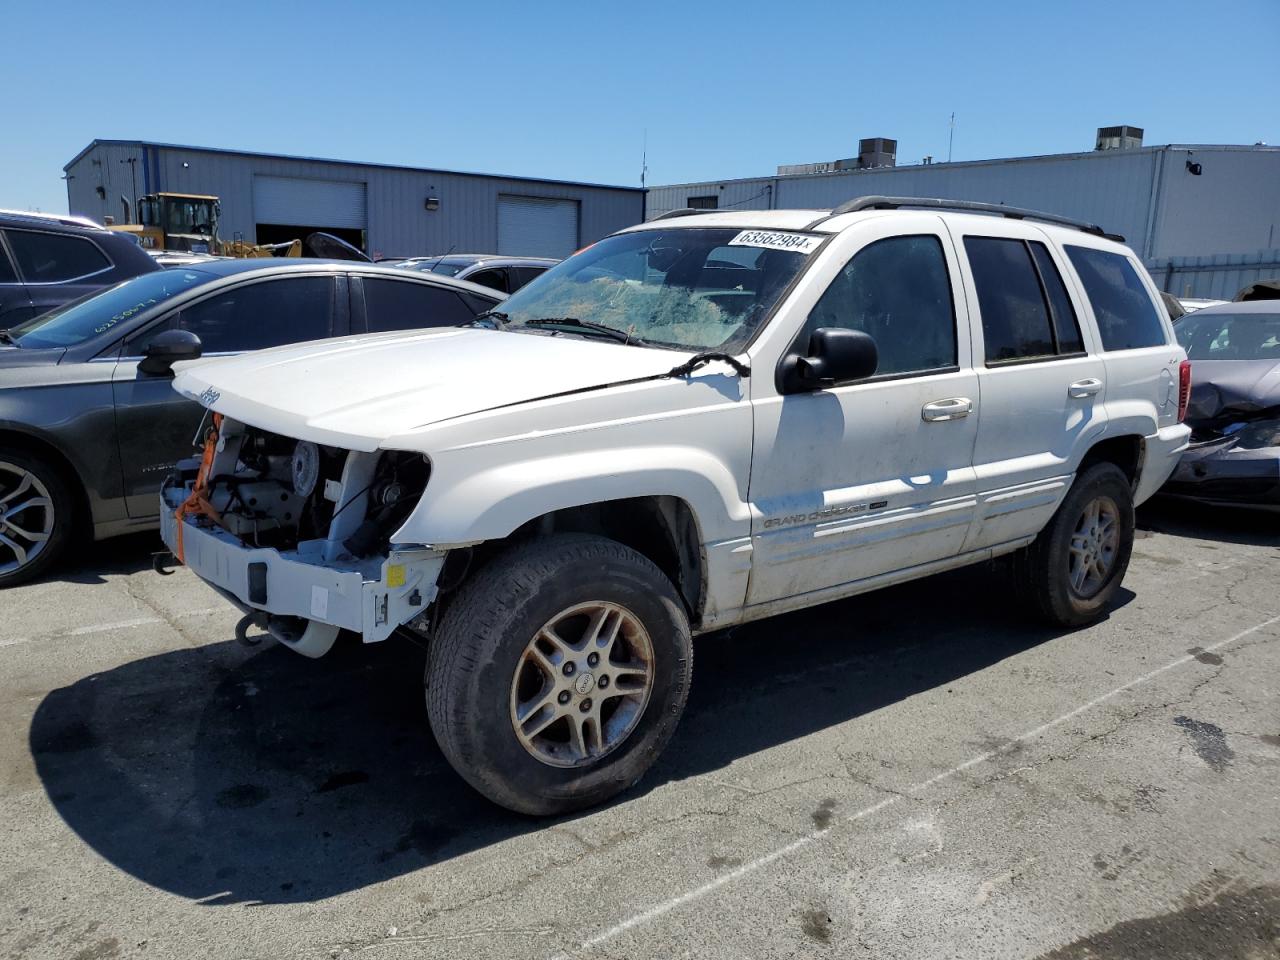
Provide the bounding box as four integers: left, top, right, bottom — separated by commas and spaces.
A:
139, 328, 202, 376
784, 327, 878, 391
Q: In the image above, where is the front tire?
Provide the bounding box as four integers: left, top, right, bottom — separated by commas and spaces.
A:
1017, 462, 1135, 627
426, 533, 692, 815
0, 450, 75, 588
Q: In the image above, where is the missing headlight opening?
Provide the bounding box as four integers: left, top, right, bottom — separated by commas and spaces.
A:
186, 421, 428, 557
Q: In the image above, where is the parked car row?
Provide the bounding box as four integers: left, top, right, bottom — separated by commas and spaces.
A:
383, 254, 558, 294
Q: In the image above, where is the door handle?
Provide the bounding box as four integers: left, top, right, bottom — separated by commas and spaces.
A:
1068, 378, 1104, 399
921, 397, 972, 422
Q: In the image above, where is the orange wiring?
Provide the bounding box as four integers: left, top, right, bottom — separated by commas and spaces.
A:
174, 413, 223, 563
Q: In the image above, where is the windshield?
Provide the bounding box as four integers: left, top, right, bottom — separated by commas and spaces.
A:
8, 269, 214, 349
495, 227, 820, 351
164, 199, 217, 236
428, 258, 479, 277
1176, 311, 1280, 361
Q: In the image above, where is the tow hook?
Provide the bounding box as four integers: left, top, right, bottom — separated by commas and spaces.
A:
235, 612, 269, 647
152, 550, 179, 576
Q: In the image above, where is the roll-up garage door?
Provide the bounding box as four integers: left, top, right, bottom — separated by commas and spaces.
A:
497, 196, 579, 258
253, 176, 367, 229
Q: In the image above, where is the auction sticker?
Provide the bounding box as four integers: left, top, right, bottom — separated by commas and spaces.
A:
728, 230, 824, 254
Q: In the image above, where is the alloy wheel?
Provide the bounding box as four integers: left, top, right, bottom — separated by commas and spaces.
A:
1068, 495, 1119, 598
509, 601, 655, 768
0, 462, 55, 577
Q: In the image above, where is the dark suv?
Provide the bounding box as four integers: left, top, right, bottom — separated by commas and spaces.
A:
0, 210, 159, 326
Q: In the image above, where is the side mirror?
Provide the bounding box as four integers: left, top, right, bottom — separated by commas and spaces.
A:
139, 329, 202, 376
781, 328, 878, 392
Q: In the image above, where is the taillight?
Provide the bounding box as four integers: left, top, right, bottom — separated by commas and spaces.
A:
1177, 359, 1192, 422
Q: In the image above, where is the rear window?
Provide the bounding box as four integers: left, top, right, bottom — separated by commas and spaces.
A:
1175, 311, 1280, 361
7, 230, 111, 283
1065, 246, 1167, 351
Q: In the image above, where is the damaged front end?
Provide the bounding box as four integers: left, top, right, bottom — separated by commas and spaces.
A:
159, 415, 445, 656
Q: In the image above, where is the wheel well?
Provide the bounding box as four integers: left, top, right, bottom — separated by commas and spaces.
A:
0, 429, 90, 528
469, 497, 706, 626
1078, 435, 1142, 487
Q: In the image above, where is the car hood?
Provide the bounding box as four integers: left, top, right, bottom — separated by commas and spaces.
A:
0, 345, 68, 369
1186, 359, 1280, 425
172, 328, 695, 451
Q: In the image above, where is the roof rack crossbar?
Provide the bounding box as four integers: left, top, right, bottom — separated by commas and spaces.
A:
814, 196, 1124, 241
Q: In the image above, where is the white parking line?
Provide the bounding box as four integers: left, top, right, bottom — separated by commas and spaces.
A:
1, 607, 229, 648
554, 611, 1280, 958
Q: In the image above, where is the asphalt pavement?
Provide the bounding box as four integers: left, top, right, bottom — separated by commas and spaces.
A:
1, 499, 1278, 960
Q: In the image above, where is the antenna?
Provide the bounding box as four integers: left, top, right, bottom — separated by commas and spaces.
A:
947, 112, 956, 163
640, 128, 649, 189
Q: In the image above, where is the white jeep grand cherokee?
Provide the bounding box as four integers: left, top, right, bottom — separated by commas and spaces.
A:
160, 197, 1192, 815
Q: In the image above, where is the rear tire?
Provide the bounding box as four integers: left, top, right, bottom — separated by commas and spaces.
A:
1016, 462, 1135, 627
0, 450, 76, 588
426, 533, 692, 816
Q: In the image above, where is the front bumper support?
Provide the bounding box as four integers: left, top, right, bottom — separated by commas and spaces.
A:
160, 487, 446, 654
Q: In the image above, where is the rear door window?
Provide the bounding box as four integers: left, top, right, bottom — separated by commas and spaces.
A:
1064, 246, 1167, 350
466, 268, 509, 293
0, 239, 18, 284
7, 230, 111, 283
362, 277, 479, 333
508, 266, 547, 290
965, 237, 1056, 362
1028, 243, 1085, 354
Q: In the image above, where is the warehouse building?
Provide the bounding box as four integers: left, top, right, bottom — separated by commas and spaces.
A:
649, 129, 1280, 298
63, 140, 645, 260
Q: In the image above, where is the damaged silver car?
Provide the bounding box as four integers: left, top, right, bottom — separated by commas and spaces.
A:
1164, 301, 1280, 506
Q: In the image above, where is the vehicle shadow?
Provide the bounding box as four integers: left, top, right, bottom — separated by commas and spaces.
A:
30, 563, 1091, 905
38, 531, 160, 585
1138, 497, 1280, 548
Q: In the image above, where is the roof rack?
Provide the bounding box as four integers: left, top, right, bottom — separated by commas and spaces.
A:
651, 208, 709, 221
0, 209, 105, 230
810, 196, 1125, 242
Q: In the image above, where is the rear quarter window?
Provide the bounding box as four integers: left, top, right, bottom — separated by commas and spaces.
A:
1064, 246, 1167, 351
7, 230, 111, 283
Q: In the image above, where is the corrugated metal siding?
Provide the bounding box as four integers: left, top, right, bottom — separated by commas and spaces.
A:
1150, 148, 1280, 258
650, 147, 1280, 268
650, 149, 1162, 253
1146, 249, 1280, 299
66, 143, 149, 226
65, 142, 644, 258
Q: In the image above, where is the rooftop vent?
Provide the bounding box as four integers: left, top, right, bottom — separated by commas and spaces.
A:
858, 138, 897, 168
1096, 125, 1143, 151
776, 137, 898, 176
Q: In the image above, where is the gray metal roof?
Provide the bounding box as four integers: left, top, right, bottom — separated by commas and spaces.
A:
653, 143, 1280, 190
63, 139, 644, 193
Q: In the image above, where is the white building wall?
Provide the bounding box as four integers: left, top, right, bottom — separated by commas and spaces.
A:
649, 145, 1280, 291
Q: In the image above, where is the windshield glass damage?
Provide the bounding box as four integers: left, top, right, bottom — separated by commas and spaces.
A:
492, 227, 821, 351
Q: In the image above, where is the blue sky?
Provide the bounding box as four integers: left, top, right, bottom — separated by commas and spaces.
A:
3, 0, 1278, 214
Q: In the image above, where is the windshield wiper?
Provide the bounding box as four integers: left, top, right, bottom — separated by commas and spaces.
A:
464, 309, 509, 329
524, 317, 645, 345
